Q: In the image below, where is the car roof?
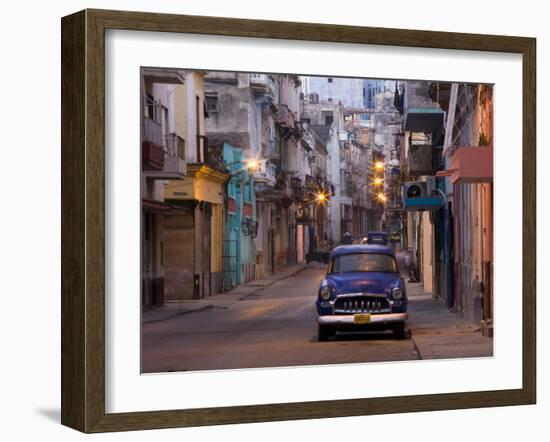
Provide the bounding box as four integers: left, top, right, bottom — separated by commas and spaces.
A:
330, 244, 395, 257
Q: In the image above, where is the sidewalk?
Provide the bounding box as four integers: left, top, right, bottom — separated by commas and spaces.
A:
143, 263, 309, 324
406, 283, 493, 359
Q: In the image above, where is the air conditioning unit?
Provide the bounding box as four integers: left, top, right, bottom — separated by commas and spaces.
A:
408, 144, 434, 176
403, 181, 427, 200
402, 180, 444, 211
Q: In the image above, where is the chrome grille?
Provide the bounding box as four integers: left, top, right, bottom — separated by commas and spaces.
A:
334, 296, 390, 314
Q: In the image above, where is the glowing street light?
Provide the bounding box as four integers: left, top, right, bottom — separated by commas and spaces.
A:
244, 159, 261, 173
376, 192, 387, 203
374, 161, 384, 171
315, 191, 328, 204
373, 177, 384, 186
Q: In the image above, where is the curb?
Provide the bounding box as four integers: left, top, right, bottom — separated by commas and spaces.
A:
143, 304, 214, 325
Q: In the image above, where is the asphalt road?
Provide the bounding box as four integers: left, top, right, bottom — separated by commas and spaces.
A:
142, 266, 421, 373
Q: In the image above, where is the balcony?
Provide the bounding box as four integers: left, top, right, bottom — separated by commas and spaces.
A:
253, 161, 277, 186
273, 104, 296, 129
195, 135, 225, 172
142, 141, 164, 171
249, 74, 273, 97
142, 117, 164, 171
290, 176, 304, 201
304, 174, 317, 189
142, 119, 186, 179
162, 133, 186, 178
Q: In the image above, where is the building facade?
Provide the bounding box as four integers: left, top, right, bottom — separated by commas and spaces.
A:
397, 80, 493, 334
222, 143, 256, 288
141, 68, 188, 307
204, 72, 313, 277
161, 71, 228, 301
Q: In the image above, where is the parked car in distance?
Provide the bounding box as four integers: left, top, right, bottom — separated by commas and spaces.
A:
315, 244, 408, 341
366, 231, 389, 245
353, 231, 389, 246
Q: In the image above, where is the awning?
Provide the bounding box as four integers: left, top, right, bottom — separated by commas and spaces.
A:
440, 146, 493, 184
142, 198, 171, 212
142, 198, 193, 213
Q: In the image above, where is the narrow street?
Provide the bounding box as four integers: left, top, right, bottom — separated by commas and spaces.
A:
140, 72, 495, 373
142, 265, 492, 373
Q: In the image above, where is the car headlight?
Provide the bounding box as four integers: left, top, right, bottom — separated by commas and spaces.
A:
319, 286, 332, 301
392, 288, 404, 300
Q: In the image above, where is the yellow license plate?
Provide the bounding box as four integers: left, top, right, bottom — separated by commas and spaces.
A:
354, 313, 371, 324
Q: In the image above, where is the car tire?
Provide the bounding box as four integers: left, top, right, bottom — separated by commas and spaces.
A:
393, 322, 406, 340
318, 325, 334, 342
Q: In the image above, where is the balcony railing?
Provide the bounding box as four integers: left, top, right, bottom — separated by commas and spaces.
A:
142, 117, 164, 171
143, 116, 163, 145
142, 119, 187, 177
196, 135, 225, 172
161, 133, 186, 178
253, 161, 277, 185
165, 133, 185, 159
304, 174, 317, 189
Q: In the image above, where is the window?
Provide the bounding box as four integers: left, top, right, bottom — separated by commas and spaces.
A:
327, 78, 333, 83
205, 92, 219, 113
330, 253, 397, 274
145, 93, 160, 122
324, 113, 334, 125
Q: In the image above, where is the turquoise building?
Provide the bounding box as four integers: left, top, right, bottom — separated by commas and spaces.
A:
223, 143, 256, 289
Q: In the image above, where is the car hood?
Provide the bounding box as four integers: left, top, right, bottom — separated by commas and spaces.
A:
326, 272, 400, 294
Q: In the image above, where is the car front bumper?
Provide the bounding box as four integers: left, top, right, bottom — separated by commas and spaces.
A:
317, 312, 408, 325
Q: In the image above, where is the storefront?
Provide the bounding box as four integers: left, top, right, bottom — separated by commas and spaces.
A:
163, 164, 228, 300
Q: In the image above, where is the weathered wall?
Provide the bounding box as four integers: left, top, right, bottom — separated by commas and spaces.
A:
204, 73, 253, 151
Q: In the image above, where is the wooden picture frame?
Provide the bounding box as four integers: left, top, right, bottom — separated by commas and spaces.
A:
61, 8, 536, 433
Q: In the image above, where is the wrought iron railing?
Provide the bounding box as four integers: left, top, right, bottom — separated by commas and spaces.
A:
165, 133, 185, 159
142, 116, 163, 145
196, 135, 224, 172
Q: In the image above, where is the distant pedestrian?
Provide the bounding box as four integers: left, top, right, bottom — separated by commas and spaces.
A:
341, 231, 353, 245
404, 251, 417, 282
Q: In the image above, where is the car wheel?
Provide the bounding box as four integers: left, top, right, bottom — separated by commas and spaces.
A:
318, 325, 334, 342
393, 322, 406, 340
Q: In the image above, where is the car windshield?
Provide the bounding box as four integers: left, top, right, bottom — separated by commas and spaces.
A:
330, 253, 397, 274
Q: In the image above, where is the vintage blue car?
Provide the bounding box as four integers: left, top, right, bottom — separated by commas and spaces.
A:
316, 244, 408, 341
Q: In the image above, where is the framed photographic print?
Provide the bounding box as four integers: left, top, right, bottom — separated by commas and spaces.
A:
61, 9, 536, 433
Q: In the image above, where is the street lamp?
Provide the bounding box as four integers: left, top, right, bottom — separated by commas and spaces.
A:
376, 192, 387, 203
315, 190, 328, 205
244, 158, 261, 174
226, 158, 263, 175
373, 177, 384, 186
374, 161, 384, 171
